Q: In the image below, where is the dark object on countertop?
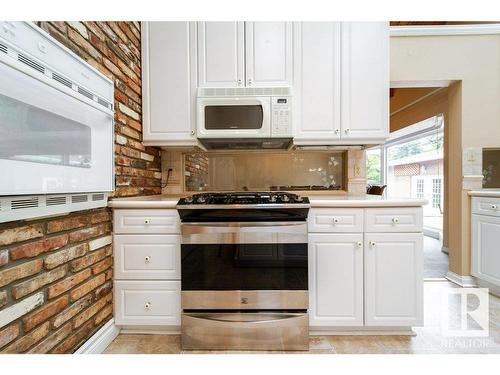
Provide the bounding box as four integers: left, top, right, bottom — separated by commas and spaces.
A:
270, 185, 342, 191
366, 184, 387, 196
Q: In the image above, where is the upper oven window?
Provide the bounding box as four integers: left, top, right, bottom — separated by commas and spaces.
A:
0, 93, 91, 168
205, 105, 263, 130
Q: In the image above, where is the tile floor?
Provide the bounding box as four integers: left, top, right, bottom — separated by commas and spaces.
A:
423, 236, 449, 278
104, 281, 500, 354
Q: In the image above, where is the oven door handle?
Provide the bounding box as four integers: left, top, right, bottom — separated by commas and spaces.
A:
184, 312, 306, 325
181, 221, 307, 235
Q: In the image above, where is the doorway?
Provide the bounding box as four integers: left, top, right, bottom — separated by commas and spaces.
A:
367, 89, 449, 279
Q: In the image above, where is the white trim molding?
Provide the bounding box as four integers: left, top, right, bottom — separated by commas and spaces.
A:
75, 319, 120, 354
390, 24, 500, 37
446, 271, 477, 288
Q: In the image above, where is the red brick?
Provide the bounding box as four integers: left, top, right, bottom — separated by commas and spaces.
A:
0, 249, 8, 267
44, 243, 88, 270
70, 274, 105, 301
0, 259, 43, 288
73, 297, 107, 328
27, 323, 73, 353
2, 322, 49, 353
0, 224, 44, 246
70, 246, 109, 272
0, 290, 6, 308
0, 324, 19, 350
91, 257, 112, 275
94, 280, 112, 299
94, 304, 113, 325
23, 295, 69, 332
47, 268, 92, 299
52, 294, 93, 329
46, 215, 90, 233
12, 265, 67, 299
69, 223, 110, 243
52, 319, 93, 354
9, 234, 68, 260
90, 210, 111, 224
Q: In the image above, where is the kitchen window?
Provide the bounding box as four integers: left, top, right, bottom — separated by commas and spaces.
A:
432, 178, 442, 208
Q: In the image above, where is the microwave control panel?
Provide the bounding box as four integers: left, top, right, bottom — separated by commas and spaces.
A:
271, 97, 292, 137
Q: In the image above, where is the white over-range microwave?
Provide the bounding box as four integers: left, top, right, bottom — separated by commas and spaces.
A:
196, 87, 293, 149
0, 22, 114, 222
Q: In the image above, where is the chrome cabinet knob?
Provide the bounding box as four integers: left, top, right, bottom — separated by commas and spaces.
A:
491, 204, 498, 210
144, 219, 150, 224
356, 241, 363, 247
144, 302, 152, 310
144, 256, 151, 263
190, 130, 195, 136
392, 217, 400, 224
369, 241, 376, 247
334, 129, 340, 135
333, 218, 340, 224
237, 79, 242, 86
344, 128, 350, 134
247, 78, 253, 85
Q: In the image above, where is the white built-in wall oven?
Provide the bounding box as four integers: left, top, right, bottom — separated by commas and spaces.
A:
196, 87, 293, 149
0, 22, 114, 222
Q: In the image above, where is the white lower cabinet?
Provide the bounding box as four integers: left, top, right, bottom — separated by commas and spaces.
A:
308, 207, 423, 330
472, 213, 500, 286
364, 233, 423, 327
309, 233, 364, 327
114, 280, 181, 326
113, 208, 181, 328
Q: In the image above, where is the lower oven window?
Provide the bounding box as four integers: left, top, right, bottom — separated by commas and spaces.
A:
181, 243, 308, 290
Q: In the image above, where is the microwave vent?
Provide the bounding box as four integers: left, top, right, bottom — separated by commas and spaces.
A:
52, 72, 73, 89
0, 43, 7, 54
198, 87, 292, 97
11, 197, 39, 210
47, 196, 67, 206
18, 53, 45, 74
72, 195, 88, 204
77, 87, 94, 100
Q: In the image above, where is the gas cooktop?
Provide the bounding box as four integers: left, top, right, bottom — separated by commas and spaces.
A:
177, 192, 310, 206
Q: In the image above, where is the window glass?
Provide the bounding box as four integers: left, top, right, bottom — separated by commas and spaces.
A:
366, 148, 382, 185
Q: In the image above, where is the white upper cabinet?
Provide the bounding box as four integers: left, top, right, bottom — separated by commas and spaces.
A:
245, 22, 293, 87
340, 22, 389, 141
141, 22, 197, 146
293, 22, 341, 143
197, 22, 245, 87
293, 22, 389, 145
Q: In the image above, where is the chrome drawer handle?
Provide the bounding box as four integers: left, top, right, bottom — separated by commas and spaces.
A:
356, 241, 362, 247
333, 218, 340, 224
144, 302, 152, 310
392, 217, 400, 224
144, 219, 150, 224
144, 256, 151, 263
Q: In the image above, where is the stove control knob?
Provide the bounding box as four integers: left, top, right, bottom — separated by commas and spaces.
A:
185, 196, 193, 204
296, 196, 303, 202
282, 195, 290, 202
196, 196, 206, 204
270, 195, 277, 203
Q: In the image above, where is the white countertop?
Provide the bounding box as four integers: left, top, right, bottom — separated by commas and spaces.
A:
108, 194, 427, 209
468, 189, 500, 198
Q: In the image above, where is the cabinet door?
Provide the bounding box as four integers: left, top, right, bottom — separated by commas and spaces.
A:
340, 22, 389, 142
245, 22, 293, 87
293, 22, 341, 143
472, 214, 500, 286
364, 233, 423, 326
309, 233, 364, 327
142, 22, 197, 145
197, 22, 245, 87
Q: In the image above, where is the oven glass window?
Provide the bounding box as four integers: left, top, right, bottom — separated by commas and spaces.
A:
0, 93, 91, 168
205, 105, 263, 130
181, 243, 308, 290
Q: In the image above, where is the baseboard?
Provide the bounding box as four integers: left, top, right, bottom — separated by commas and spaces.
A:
119, 325, 180, 335
310, 328, 415, 336
475, 278, 500, 297
75, 319, 121, 354
445, 271, 477, 287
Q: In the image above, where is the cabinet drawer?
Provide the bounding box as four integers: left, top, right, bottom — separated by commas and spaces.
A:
113, 209, 180, 234
472, 197, 500, 217
365, 207, 422, 233
308, 208, 364, 233
114, 280, 181, 326
114, 235, 181, 280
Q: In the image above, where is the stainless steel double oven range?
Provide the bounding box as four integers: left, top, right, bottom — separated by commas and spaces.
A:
176, 192, 310, 351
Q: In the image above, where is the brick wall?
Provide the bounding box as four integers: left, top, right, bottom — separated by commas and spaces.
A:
184, 153, 210, 191
0, 22, 159, 353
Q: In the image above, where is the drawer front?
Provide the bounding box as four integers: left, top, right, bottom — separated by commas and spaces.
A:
365, 207, 423, 233
113, 209, 180, 234
114, 280, 181, 326
472, 197, 500, 217
308, 208, 364, 233
114, 235, 181, 280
